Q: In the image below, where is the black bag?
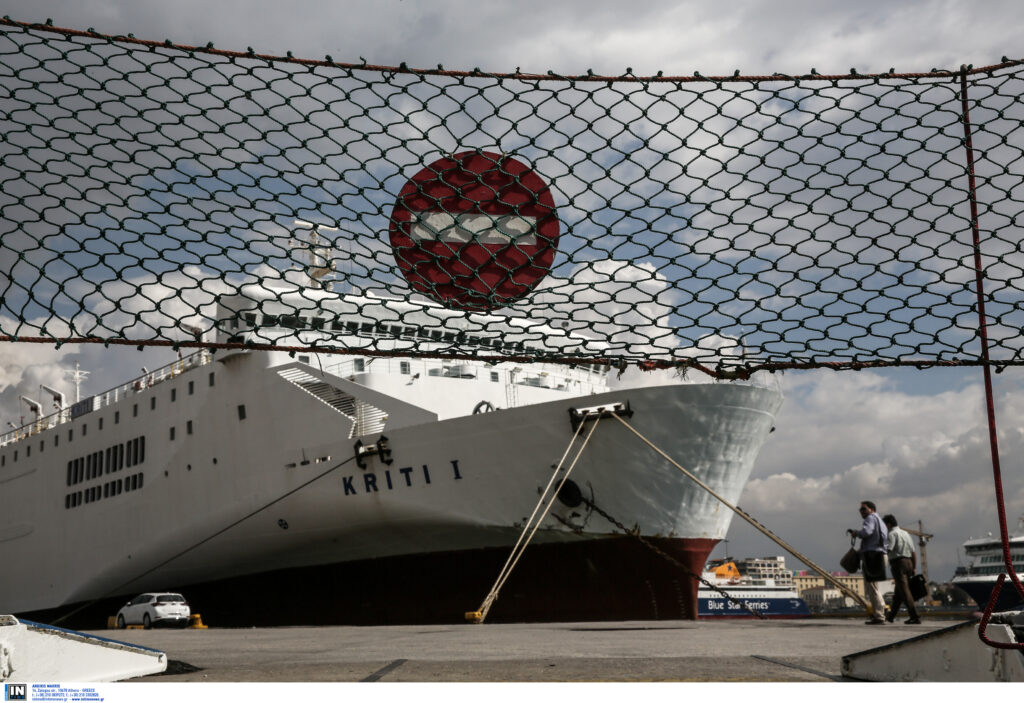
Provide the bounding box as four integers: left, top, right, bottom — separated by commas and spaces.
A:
840, 537, 860, 573
909, 573, 928, 601
862, 551, 887, 581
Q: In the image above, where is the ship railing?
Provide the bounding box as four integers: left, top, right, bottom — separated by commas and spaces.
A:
321, 355, 603, 405
0, 350, 213, 448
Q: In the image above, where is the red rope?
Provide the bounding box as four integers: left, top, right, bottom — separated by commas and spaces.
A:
959, 66, 1024, 650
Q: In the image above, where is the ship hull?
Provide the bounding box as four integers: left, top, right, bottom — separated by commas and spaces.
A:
697, 591, 810, 619
2, 353, 781, 625
25, 536, 716, 628
951, 576, 1024, 612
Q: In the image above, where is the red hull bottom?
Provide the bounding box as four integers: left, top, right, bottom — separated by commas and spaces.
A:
30, 536, 718, 629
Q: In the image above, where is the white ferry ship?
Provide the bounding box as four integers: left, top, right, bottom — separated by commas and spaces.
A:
698, 559, 809, 618
0, 284, 783, 626
951, 517, 1024, 612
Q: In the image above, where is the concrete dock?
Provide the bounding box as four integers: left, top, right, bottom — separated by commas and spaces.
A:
91, 618, 962, 682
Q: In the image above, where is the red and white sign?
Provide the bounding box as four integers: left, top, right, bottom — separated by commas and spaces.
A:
389, 151, 560, 311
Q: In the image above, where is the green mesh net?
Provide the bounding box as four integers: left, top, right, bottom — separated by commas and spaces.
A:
2, 18, 1023, 376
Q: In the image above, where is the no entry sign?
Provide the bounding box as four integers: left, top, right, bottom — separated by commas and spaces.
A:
388, 151, 560, 311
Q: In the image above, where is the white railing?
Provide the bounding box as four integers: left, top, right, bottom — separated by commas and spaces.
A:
0, 350, 214, 448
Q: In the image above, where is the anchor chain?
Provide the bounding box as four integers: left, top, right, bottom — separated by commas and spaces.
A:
581, 496, 765, 620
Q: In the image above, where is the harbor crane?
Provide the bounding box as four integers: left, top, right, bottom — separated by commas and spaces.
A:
903, 520, 935, 602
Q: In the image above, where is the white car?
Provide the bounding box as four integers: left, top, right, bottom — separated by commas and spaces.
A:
116, 592, 190, 629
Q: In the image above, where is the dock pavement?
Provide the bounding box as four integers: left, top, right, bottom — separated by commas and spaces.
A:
92, 617, 961, 682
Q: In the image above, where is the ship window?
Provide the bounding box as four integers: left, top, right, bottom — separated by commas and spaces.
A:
171, 388, 177, 402
86, 453, 92, 477
209, 372, 215, 387
54, 435, 58, 447
65, 494, 71, 509
263, 314, 279, 327
13, 450, 17, 462
117, 443, 124, 470
187, 420, 193, 435
150, 397, 156, 410
244, 313, 257, 326
26, 445, 30, 458
188, 381, 194, 395
491, 372, 499, 382
299, 355, 310, 363
237, 405, 246, 420
68, 429, 73, 441
400, 361, 410, 374
139, 436, 145, 463
115, 411, 119, 424
353, 359, 365, 372
126, 441, 134, 468
133, 404, 138, 417
104, 483, 110, 498
98, 417, 103, 430
82, 424, 87, 436
138, 473, 144, 489
105, 448, 111, 473
170, 427, 176, 441
312, 317, 325, 330
116, 479, 122, 495
66, 461, 72, 485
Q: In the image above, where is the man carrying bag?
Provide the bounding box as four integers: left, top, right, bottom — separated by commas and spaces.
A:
882, 514, 922, 624
848, 500, 888, 624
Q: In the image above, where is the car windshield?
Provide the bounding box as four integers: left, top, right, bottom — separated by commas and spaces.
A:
157, 595, 185, 603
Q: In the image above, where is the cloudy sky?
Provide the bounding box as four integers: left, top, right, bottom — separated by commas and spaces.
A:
1, 0, 1022, 592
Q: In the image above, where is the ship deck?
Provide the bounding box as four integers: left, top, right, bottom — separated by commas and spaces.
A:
91, 616, 965, 682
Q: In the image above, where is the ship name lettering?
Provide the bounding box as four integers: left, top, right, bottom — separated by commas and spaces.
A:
342, 476, 356, 495
399, 467, 414, 486
341, 460, 462, 497
364, 473, 378, 492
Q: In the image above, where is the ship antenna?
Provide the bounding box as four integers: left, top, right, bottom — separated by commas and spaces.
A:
66, 361, 90, 403
293, 219, 339, 290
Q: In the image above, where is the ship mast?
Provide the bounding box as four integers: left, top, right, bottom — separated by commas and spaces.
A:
293, 219, 339, 290
67, 362, 89, 403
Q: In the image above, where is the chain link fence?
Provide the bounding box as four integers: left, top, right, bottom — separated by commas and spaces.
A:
2, 18, 1023, 376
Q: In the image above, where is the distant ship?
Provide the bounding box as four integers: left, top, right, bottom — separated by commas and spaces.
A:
951, 517, 1024, 612
0, 275, 783, 626
698, 559, 809, 618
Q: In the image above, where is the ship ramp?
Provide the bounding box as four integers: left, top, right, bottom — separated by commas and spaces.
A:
0, 615, 167, 682
842, 611, 1024, 681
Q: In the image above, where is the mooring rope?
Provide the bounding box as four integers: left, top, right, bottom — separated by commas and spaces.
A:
467, 411, 603, 623
607, 412, 873, 616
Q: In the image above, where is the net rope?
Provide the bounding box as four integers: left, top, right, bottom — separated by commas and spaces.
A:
2, 18, 1024, 378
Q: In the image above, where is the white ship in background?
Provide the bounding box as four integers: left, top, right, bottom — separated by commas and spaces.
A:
952, 517, 1024, 613
0, 271, 783, 626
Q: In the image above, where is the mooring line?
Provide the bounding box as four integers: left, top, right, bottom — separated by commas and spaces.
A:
608, 413, 873, 617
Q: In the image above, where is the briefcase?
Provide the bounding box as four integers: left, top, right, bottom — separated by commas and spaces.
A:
909, 573, 928, 601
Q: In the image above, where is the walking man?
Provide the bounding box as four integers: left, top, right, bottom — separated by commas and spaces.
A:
883, 514, 921, 624
848, 500, 888, 624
